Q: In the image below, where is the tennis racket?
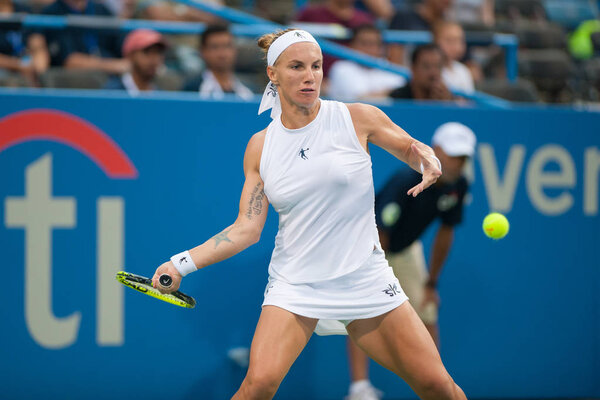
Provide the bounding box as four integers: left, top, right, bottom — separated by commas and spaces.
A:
116, 271, 196, 309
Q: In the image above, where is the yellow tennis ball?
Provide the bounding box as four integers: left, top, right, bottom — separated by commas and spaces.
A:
482, 212, 509, 239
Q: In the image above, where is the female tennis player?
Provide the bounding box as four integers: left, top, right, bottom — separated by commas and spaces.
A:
152, 29, 467, 400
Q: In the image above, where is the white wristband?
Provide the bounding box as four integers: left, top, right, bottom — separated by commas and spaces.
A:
420, 155, 442, 174
170, 250, 197, 277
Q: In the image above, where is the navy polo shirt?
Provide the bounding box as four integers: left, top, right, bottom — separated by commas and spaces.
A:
41, 0, 123, 66
375, 168, 468, 253
0, 4, 32, 57
389, 7, 432, 31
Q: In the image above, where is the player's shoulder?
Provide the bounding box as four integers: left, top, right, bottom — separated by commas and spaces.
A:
346, 102, 387, 125
346, 102, 381, 116
244, 128, 267, 164
246, 128, 267, 153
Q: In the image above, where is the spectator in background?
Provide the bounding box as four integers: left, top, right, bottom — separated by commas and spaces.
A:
448, 0, 494, 27
104, 0, 137, 19
356, 0, 395, 21
345, 122, 476, 400
0, 0, 49, 85
390, 0, 453, 31
388, 0, 454, 65
103, 29, 167, 95
434, 21, 474, 94
295, 0, 375, 76
181, 25, 253, 100
135, 0, 223, 23
19, 0, 53, 12
390, 43, 455, 101
328, 24, 406, 101
295, 0, 375, 28
41, 0, 128, 74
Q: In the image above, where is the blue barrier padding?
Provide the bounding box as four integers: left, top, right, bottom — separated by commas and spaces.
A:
0, 90, 599, 399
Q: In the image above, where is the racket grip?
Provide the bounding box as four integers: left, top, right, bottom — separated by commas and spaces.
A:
159, 274, 173, 288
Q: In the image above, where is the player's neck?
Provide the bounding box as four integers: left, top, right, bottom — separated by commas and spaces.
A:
280, 99, 321, 130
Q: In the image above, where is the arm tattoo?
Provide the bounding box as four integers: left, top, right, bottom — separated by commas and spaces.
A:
245, 183, 265, 220
212, 229, 233, 249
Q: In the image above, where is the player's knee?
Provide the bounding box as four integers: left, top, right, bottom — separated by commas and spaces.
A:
244, 369, 281, 398
417, 373, 457, 399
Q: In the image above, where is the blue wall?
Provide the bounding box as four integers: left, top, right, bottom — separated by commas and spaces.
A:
0, 90, 599, 399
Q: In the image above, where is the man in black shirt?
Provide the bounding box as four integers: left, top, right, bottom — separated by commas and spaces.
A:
41, 0, 127, 74
388, 0, 452, 65
345, 121, 476, 400
0, 0, 49, 85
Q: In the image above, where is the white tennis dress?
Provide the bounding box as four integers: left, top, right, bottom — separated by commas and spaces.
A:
260, 99, 408, 335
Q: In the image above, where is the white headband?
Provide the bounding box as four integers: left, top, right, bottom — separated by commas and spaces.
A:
258, 30, 320, 119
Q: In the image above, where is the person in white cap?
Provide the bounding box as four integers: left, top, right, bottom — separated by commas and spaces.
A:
151, 28, 467, 400
345, 121, 476, 400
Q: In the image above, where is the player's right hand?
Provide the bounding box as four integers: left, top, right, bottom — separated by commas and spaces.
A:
407, 143, 442, 197
152, 261, 182, 294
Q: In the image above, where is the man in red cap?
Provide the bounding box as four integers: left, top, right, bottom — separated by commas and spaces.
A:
103, 29, 167, 95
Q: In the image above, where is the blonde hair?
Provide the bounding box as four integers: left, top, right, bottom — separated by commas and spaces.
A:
257, 28, 296, 61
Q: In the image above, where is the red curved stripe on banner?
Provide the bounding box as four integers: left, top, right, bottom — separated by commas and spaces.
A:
0, 109, 138, 179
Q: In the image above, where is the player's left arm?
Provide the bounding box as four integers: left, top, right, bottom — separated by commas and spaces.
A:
347, 103, 441, 197
427, 224, 455, 289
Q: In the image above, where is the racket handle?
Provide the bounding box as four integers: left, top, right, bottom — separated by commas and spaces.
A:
159, 274, 173, 288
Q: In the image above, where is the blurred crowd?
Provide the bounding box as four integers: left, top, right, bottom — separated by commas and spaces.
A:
1, 0, 599, 104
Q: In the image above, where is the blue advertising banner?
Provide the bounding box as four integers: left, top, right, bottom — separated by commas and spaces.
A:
0, 90, 599, 399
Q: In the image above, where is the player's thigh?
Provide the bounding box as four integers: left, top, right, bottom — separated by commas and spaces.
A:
246, 305, 317, 384
346, 302, 449, 390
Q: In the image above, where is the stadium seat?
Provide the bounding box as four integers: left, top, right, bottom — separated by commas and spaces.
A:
39, 68, 110, 89
234, 38, 267, 94
495, 0, 547, 20
476, 78, 541, 102
579, 58, 600, 100
543, 0, 599, 29
235, 38, 266, 74
514, 22, 567, 49
518, 49, 574, 101
583, 58, 600, 86
592, 31, 600, 51
0, 72, 30, 88
155, 71, 184, 91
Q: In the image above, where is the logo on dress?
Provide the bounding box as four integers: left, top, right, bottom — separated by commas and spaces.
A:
299, 148, 309, 160
382, 283, 400, 297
